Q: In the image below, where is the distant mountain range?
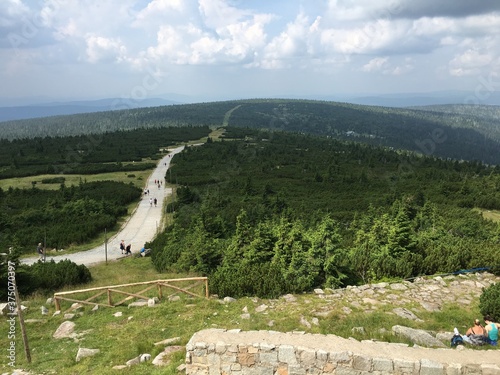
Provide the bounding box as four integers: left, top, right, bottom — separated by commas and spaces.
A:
2, 90, 500, 122
345, 91, 500, 107
0, 97, 179, 122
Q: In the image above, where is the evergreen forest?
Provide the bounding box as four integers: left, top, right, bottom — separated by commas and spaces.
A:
151, 127, 500, 297
2, 99, 500, 164
1, 100, 500, 299
0, 126, 210, 252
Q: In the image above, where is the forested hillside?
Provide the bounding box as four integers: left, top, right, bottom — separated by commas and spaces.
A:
0, 126, 210, 178
2, 99, 500, 165
0, 126, 210, 252
151, 128, 500, 297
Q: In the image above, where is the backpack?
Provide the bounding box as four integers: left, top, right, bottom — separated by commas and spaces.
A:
451, 334, 464, 347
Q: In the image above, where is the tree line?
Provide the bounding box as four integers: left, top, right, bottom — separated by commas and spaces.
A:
2, 99, 500, 164
0, 126, 210, 178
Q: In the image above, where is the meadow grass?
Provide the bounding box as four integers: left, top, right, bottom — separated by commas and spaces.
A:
0, 170, 152, 191
1, 257, 493, 374
479, 208, 500, 223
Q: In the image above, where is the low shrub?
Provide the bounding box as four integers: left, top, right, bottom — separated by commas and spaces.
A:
41, 177, 66, 184
479, 282, 500, 321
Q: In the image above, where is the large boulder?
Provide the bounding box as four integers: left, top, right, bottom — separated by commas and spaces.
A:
76, 348, 100, 362
392, 325, 447, 348
53, 321, 76, 339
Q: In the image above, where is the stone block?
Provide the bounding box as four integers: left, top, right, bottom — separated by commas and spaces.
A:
221, 363, 232, 374
288, 364, 306, 375
196, 342, 208, 349
248, 346, 259, 354
352, 354, 372, 372
372, 357, 393, 372
208, 353, 221, 367
192, 355, 208, 366
334, 367, 363, 375
420, 359, 444, 375
445, 363, 462, 375
462, 364, 481, 375
216, 342, 227, 354
394, 359, 417, 374
260, 343, 276, 352
316, 349, 328, 366
241, 365, 273, 375
278, 345, 298, 365
232, 363, 242, 371
299, 348, 316, 367
481, 364, 500, 375
209, 363, 221, 375
260, 352, 278, 365
221, 354, 237, 364
276, 364, 289, 375
328, 351, 351, 364
194, 349, 207, 358
238, 353, 256, 367
323, 362, 336, 373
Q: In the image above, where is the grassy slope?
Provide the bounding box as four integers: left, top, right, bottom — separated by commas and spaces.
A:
2, 257, 494, 375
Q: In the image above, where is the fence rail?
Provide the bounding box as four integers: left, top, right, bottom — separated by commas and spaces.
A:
53, 277, 208, 311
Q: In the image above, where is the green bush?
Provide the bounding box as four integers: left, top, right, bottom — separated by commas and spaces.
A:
41, 177, 66, 184
27, 259, 92, 295
479, 283, 500, 321
0, 258, 92, 299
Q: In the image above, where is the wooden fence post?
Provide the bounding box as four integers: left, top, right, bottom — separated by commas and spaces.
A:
157, 283, 163, 300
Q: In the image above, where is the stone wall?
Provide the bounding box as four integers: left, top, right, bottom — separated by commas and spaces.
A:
186, 329, 500, 375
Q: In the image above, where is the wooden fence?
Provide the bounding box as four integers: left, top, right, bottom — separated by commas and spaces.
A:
53, 277, 208, 311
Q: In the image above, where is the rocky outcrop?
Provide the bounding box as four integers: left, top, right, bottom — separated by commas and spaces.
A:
392, 325, 447, 348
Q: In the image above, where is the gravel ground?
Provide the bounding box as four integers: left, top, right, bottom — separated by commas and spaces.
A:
21, 145, 185, 267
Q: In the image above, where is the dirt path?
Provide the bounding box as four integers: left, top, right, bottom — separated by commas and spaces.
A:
21, 145, 185, 267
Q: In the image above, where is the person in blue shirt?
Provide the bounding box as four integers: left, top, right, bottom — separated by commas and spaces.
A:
484, 315, 500, 346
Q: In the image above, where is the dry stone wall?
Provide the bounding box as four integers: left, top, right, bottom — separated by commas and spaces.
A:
186, 329, 500, 375
186, 273, 500, 375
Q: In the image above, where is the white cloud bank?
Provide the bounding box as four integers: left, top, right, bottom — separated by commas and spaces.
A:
1, 0, 499, 102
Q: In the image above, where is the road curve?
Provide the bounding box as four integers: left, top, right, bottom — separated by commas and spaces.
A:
21, 145, 185, 267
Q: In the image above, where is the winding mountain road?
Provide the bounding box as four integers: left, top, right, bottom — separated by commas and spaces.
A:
21, 145, 185, 267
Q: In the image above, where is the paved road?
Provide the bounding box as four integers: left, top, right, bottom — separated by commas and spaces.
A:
21, 145, 185, 266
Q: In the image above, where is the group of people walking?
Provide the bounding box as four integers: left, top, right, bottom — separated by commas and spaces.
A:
119, 240, 132, 255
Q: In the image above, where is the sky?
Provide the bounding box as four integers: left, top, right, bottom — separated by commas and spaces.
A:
1, 0, 500, 106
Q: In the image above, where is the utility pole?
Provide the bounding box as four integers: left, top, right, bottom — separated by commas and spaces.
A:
104, 228, 108, 265
43, 229, 46, 263
12, 271, 31, 363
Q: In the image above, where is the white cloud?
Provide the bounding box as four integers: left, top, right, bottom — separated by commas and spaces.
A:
362, 57, 388, 72
2, 0, 500, 102
326, 0, 400, 22
85, 35, 126, 63
136, 0, 272, 67
449, 49, 494, 76
258, 13, 318, 68
0, 0, 29, 27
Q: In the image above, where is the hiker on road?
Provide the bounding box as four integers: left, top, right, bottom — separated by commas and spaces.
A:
37, 242, 44, 261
